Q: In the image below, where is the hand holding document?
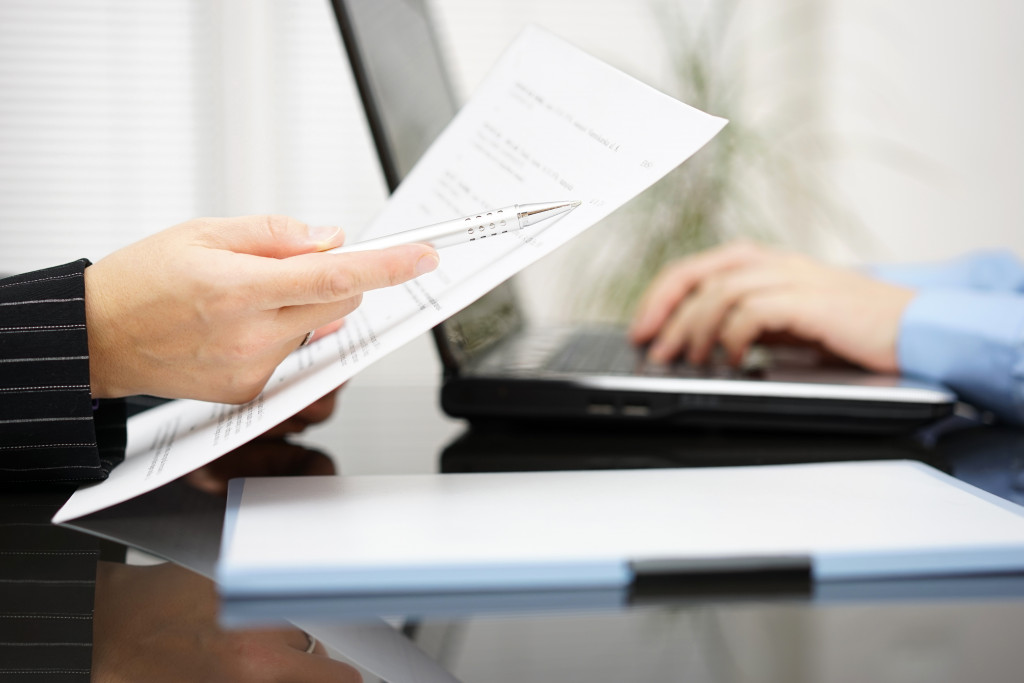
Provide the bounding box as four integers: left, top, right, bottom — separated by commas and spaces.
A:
54, 26, 727, 522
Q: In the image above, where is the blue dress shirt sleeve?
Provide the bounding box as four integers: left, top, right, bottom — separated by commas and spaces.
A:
870, 249, 1024, 292
899, 289, 1024, 424
872, 250, 1024, 425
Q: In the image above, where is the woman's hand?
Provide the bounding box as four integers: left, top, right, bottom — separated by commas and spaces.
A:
92, 561, 361, 683
84, 215, 438, 403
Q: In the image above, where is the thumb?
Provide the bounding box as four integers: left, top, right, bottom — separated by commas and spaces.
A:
195, 214, 346, 258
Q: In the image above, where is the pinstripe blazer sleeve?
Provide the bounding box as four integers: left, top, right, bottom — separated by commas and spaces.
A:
0, 260, 125, 484
0, 487, 99, 682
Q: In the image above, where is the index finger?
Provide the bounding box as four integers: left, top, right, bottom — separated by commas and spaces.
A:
250, 244, 440, 308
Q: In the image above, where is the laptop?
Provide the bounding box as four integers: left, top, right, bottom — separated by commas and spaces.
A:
329, 0, 956, 433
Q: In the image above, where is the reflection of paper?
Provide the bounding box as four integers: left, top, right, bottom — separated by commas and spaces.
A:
54, 26, 725, 523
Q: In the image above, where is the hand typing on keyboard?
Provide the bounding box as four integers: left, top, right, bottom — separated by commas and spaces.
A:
627, 241, 914, 374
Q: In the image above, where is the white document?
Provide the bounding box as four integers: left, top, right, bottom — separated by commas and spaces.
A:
218, 461, 1024, 596
54, 27, 725, 523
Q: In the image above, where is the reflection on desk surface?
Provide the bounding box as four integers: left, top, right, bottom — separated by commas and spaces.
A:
439, 416, 1024, 492
439, 421, 945, 474
9, 410, 1024, 683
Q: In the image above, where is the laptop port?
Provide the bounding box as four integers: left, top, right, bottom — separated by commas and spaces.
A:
586, 403, 615, 415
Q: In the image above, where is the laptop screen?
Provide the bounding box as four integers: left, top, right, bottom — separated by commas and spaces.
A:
330, 0, 524, 373
330, 0, 457, 191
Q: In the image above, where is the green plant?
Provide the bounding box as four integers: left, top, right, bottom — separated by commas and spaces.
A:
565, 0, 862, 323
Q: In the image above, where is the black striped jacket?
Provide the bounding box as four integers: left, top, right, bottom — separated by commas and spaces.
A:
0, 259, 124, 483
1, 260, 127, 680
0, 488, 99, 682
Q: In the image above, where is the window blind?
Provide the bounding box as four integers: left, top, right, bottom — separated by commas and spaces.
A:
0, 0, 218, 273
0, 0, 387, 276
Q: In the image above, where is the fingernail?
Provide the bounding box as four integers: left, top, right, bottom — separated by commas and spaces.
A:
309, 225, 342, 248
415, 252, 440, 277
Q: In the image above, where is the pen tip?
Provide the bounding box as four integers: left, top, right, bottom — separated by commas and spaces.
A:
571, 200, 582, 208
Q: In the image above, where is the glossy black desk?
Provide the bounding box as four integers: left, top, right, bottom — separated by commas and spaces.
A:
8, 381, 1024, 682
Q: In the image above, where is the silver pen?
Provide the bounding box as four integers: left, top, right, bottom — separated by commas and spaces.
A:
327, 200, 581, 254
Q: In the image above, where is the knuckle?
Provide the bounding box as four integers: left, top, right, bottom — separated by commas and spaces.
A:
385, 258, 409, 287
314, 268, 357, 301
261, 214, 300, 242
331, 269, 361, 298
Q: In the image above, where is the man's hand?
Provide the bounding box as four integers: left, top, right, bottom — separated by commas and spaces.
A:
92, 561, 361, 683
183, 438, 337, 497
84, 215, 438, 403
629, 241, 915, 373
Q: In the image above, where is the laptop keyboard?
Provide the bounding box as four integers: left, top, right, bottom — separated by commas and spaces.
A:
544, 330, 762, 379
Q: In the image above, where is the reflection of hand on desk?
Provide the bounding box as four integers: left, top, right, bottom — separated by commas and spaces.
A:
184, 391, 340, 497
259, 390, 339, 440
9, 383, 1024, 681
184, 439, 336, 498
92, 561, 360, 683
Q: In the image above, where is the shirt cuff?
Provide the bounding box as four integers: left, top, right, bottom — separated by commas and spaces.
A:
899, 289, 1024, 424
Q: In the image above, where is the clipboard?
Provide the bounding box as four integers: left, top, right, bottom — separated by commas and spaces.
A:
217, 461, 1024, 600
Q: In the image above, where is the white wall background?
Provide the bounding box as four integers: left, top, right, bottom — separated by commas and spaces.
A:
821, 0, 1024, 263
1, 0, 1022, 366
2, 0, 1020, 273
0, 0, 388, 274
430, 0, 1024, 269
0, 0, 221, 270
